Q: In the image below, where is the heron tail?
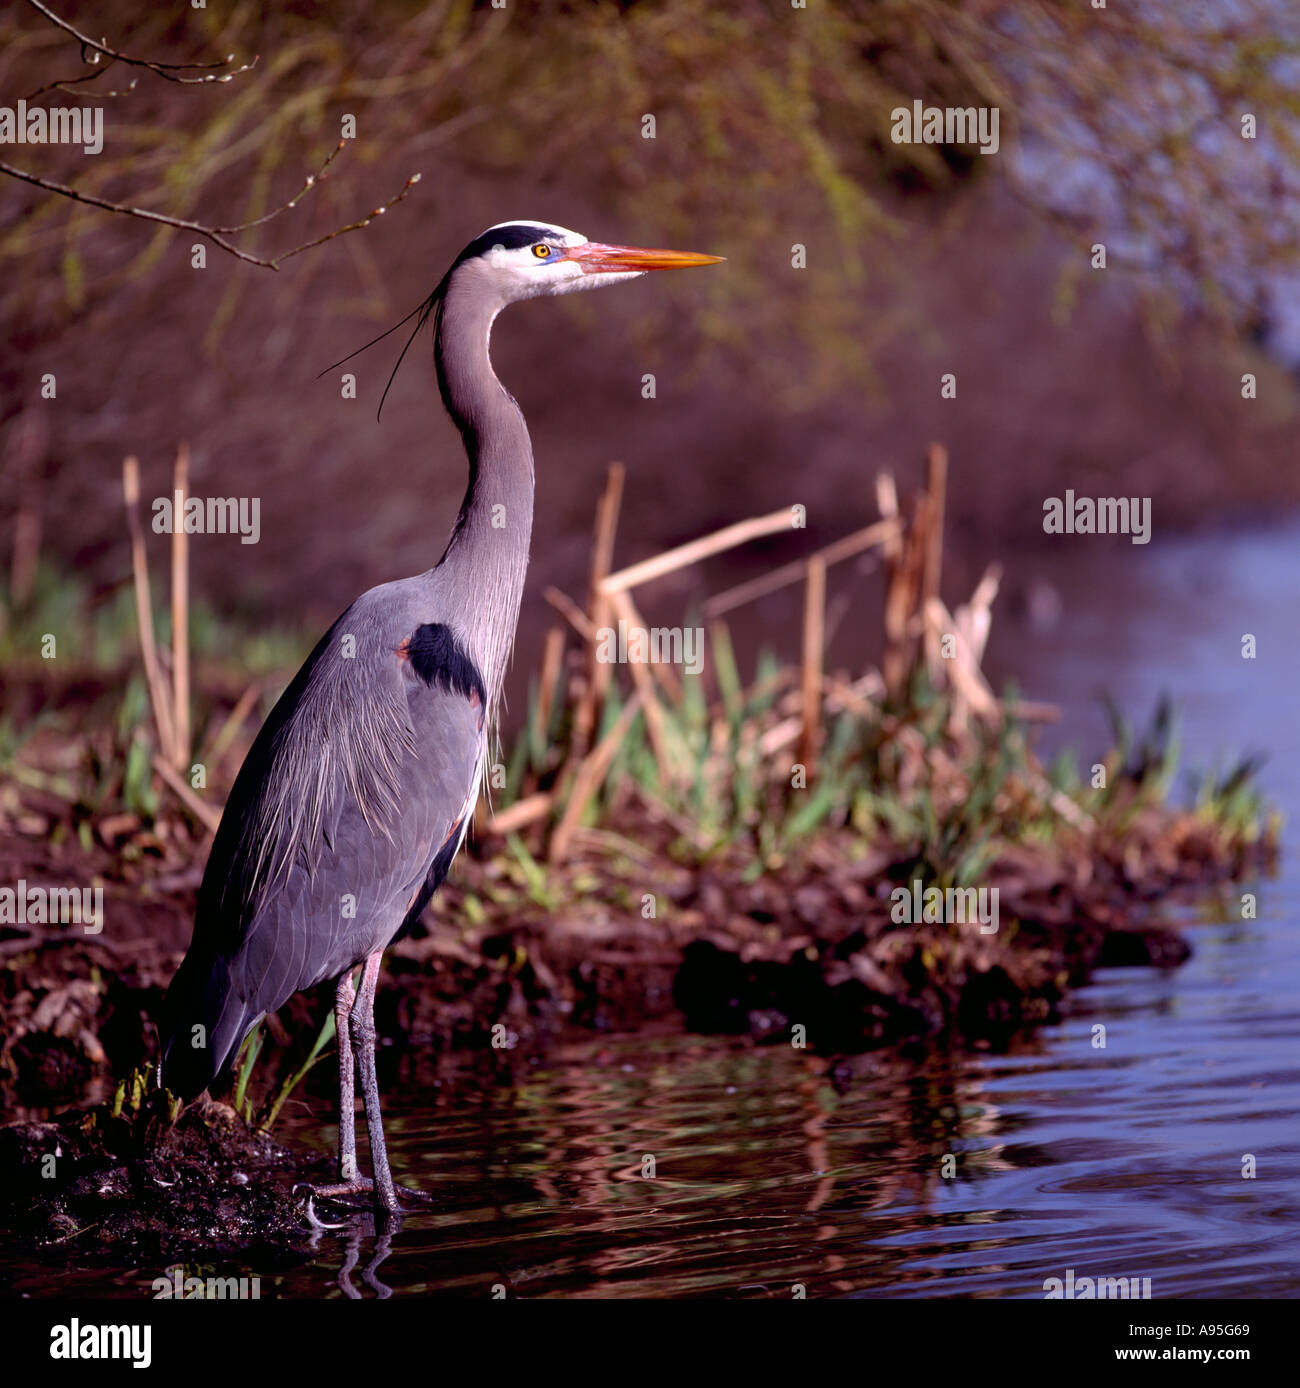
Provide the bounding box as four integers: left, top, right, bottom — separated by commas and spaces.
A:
158, 951, 255, 1102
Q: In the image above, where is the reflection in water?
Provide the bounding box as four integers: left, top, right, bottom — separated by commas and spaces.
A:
282, 1041, 1019, 1298
330, 1219, 396, 1300
267, 941, 1296, 1298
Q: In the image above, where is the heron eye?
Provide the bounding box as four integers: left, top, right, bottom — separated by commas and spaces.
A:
532, 244, 552, 259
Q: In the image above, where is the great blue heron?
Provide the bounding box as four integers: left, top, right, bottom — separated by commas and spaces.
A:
159, 221, 721, 1214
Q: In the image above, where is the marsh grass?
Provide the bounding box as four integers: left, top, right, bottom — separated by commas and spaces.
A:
230, 1008, 337, 1134
1, 447, 1273, 888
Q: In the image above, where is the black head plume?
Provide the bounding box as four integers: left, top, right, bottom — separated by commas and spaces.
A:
317, 276, 447, 422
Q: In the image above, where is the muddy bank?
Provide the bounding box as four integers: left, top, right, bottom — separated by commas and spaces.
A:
1, 783, 1274, 1111
392, 797, 1267, 1058
0, 1096, 316, 1261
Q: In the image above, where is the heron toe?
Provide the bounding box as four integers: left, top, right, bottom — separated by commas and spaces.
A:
299, 1177, 432, 1213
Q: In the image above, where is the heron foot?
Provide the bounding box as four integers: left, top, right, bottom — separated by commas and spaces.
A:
296, 1177, 433, 1213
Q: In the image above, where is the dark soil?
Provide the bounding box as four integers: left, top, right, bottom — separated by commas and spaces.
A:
0, 1097, 319, 1261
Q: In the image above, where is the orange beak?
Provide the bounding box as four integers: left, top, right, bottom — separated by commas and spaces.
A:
564, 243, 725, 273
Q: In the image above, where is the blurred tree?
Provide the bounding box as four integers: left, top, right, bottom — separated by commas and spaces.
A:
2, 0, 1298, 393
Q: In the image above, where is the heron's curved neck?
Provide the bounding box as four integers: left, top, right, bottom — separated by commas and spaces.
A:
431, 276, 535, 714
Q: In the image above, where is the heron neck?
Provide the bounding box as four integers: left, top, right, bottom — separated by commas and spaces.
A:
430, 281, 535, 716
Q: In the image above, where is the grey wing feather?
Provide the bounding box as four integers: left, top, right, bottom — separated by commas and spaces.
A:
161, 584, 483, 1097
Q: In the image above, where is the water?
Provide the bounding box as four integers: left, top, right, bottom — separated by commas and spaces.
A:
9, 523, 1300, 1298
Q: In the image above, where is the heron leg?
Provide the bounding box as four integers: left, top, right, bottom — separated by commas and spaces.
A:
299, 969, 376, 1205
354, 950, 400, 1215
298, 952, 432, 1214
335, 969, 359, 1184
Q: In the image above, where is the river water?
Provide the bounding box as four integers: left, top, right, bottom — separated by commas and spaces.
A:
10, 523, 1300, 1298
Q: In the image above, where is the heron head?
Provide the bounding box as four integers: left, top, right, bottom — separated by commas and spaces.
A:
453, 220, 723, 304
331, 221, 722, 419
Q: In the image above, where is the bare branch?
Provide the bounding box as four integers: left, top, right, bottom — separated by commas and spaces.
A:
24, 0, 258, 84
267, 172, 424, 268
209, 140, 349, 234
25, 57, 138, 104
0, 156, 423, 270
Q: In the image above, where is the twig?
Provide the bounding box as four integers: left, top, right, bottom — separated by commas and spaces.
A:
548, 692, 643, 863
25, 58, 133, 104
200, 679, 265, 770
922, 593, 1000, 731
800, 556, 826, 774
152, 755, 220, 835
600, 506, 797, 595
703, 517, 899, 618
616, 589, 683, 704
876, 473, 900, 533
0, 158, 421, 271
533, 626, 566, 753
24, 0, 258, 84
882, 489, 927, 701
122, 456, 177, 762
542, 585, 597, 642
170, 444, 190, 772
574, 462, 625, 754
209, 140, 349, 233
964, 564, 1001, 666
922, 442, 948, 607
611, 590, 678, 786
482, 791, 553, 838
